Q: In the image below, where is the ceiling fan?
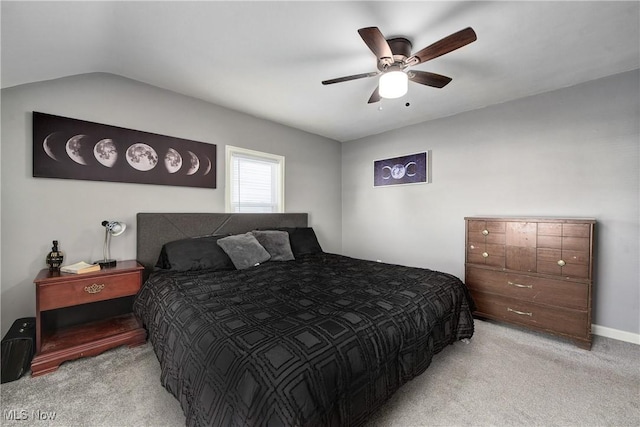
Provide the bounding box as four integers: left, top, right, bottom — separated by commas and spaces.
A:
322, 26, 477, 103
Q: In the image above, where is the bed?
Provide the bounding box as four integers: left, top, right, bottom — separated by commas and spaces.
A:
133, 213, 475, 426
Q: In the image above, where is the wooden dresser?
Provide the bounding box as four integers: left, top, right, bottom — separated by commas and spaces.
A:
464, 217, 595, 349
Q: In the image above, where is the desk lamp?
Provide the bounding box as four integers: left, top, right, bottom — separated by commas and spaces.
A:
97, 220, 126, 268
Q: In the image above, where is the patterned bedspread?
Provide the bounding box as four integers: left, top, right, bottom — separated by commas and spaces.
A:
133, 253, 475, 426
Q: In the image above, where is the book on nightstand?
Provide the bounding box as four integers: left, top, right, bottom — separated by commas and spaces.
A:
60, 261, 101, 274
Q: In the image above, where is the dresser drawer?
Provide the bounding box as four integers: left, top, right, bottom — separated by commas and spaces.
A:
470, 291, 589, 339
465, 266, 588, 310
537, 248, 590, 279
38, 271, 141, 311
467, 220, 506, 244
538, 222, 591, 238
467, 243, 505, 267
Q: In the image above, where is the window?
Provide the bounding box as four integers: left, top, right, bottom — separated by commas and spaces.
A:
225, 145, 285, 213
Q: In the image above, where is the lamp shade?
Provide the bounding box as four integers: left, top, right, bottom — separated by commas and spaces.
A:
379, 70, 408, 99
104, 220, 126, 236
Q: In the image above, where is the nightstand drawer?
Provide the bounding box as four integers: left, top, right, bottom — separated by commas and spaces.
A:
38, 271, 141, 311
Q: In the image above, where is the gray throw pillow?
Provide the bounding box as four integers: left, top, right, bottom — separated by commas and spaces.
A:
216, 233, 271, 270
252, 230, 295, 261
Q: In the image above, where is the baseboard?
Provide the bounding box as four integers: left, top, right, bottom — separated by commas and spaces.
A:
592, 324, 640, 345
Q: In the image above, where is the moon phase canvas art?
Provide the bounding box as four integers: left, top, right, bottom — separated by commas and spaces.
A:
33, 112, 216, 189
373, 152, 429, 187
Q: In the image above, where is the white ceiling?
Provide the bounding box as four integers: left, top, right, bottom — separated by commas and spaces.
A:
2, 1, 639, 142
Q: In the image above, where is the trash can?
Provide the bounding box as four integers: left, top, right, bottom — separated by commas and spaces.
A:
1, 317, 36, 383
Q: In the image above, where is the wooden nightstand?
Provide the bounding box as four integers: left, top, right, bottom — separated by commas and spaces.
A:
31, 260, 146, 376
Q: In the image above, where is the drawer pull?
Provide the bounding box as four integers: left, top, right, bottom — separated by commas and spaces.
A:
482, 252, 489, 258
508, 281, 533, 289
482, 229, 489, 236
557, 259, 566, 267
507, 307, 532, 317
84, 283, 106, 294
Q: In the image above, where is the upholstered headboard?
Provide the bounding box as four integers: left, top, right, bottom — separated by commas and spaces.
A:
136, 212, 308, 276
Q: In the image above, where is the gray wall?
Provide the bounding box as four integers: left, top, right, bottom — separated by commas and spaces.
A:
1, 73, 343, 336
342, 70, 639, 335
2, 70, 638, 338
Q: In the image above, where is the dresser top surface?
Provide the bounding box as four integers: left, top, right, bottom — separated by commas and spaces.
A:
465, 217, 596, 224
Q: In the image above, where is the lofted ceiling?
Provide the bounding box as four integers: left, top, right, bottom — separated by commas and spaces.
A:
2, 1, 639, 142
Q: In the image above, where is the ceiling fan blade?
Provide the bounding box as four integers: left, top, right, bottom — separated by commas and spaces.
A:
408, 27, 477, 65
322, 71, 379, 85
358, 27, 393, 62
367, 86, 381, 104
408, 71, 452, 88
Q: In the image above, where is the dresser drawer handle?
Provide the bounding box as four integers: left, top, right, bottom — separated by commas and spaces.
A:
557, 259, 566, 267
507, 307, 532, 317
508, 281, 533, 289
482, 229, 489, 236
482, 252, 489, 258
84, 283, 106, 294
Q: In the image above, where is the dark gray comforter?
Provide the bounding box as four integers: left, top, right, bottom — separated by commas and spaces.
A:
133, 253, 475, 426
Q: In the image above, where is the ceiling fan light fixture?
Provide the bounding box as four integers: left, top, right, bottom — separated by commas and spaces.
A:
379, 70, 408, 99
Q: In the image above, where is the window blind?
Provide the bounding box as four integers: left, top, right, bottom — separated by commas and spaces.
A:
230, 153, 280, 213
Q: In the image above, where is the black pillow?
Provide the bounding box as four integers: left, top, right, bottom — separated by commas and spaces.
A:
266, 227, 323, 257
155, 235, 235, 272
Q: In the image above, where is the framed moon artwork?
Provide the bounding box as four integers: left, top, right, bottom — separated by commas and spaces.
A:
373, 151, 429, 187
32, 112, 216, 189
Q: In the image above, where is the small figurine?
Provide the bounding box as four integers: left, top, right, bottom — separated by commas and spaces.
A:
46, 240, 64, 272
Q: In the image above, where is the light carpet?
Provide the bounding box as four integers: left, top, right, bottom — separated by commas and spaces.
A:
1, 319, 638, 426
